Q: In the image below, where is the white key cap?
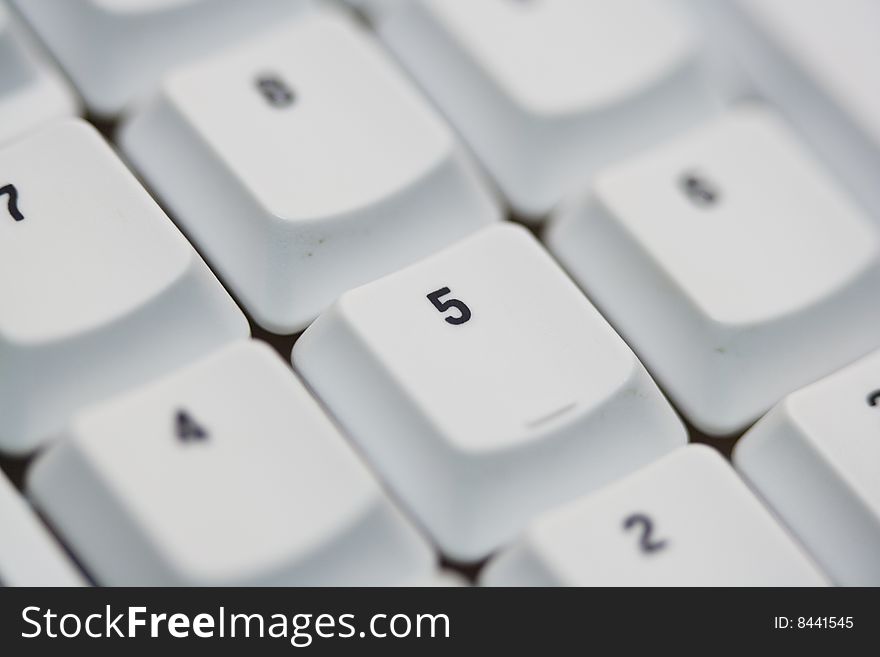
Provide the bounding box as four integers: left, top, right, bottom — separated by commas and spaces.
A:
121, 11, 499, 335
0, 2, 78, 144
482, 445, 827, 586
0, 469, 85, 586
547, 106, 880, 435
734, 349, 880, 586
372, 0, 721, 218
11, 0, 314, 116
28, 340, 435, 586
0, 119, 248, 455
293, 224, 686, 561
707, 0, 880, 224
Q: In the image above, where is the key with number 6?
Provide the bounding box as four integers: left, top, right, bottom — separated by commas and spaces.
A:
28, 340, 434, 586
482, 445, 827, 586
293, 224, 686, 561
547, 106, 880, 435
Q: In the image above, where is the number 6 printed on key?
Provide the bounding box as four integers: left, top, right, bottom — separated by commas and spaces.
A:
1, 184, 24, 222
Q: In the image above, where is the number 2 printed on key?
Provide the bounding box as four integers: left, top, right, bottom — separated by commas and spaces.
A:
427, 287, 471, 325
623, 513, 668, 554
1, 184, 24, 222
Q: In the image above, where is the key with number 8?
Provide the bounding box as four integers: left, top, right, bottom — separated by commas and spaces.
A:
293, 224, 687, 560
120, 10, 499, 334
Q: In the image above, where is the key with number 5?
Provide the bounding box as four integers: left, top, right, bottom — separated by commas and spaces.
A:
293, 224, 687, 561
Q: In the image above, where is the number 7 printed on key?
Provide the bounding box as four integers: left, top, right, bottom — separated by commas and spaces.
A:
1, 184, 24, 222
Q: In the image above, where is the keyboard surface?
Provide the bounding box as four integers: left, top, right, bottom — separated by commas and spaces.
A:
1, 0, 878, 586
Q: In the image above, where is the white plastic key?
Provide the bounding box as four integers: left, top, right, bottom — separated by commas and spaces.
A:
482, 445, 827, 586
28, 340, 435, 586
121, 10, 499, 335
705, 0, 880, 225
0, 119, 248, 455
11, 0, 314, 116
0, 469, 85, 586
293, 224, 686, 561
547, 106, 880, 435
372, 0, 721, 218
0, 1, 78, 144
734, 349, 880, 586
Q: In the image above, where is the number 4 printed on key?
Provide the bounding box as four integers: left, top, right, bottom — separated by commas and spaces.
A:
1, 184, 24, 221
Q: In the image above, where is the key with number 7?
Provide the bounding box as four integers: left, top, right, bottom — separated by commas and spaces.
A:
293, 224, 687, 561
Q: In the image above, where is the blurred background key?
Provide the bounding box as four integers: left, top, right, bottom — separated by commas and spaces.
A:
735, 348, 880, 586
120, 9, 499, 334
0, 468, 85, 586
0, 120, 247, 455
27, 340, 435, 586
10, 0, 316, 116
368, 0, 724, 219
703, 0, 880, 224
0, 0, 78, 145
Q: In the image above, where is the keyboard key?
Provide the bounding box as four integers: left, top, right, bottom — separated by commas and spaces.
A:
734, 349, 880, 586
482, 445, 828, 586
708, 0, 880, 224
121, 10, 499, 334
0, 2, 78, 144
372, 0, 721, 218
0, 469, 85, 586
293, 224, 686, 561
11, 0, 315, 116
0, 119, 248, 454
27, 340, 435, 586
547, 106, 880, 435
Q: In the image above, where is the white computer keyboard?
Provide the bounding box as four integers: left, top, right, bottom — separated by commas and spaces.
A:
0, 0, 878, 587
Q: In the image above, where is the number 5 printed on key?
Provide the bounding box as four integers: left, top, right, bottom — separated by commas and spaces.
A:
427, 287, 472, 325
1, 184, 24, 222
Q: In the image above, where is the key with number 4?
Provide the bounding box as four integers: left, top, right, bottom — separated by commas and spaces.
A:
28, 340, 434, 586
0, 119, 247, 454
735, 348, 880, 586
482, 445, 827, 586
293, 224, 686, 561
